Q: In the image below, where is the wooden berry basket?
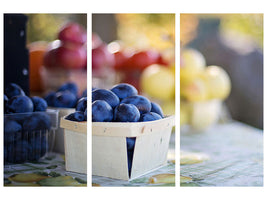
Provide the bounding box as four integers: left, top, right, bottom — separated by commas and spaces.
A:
60, 118, 87, 174
50, 107, 75, 153
92, 115, 175, 180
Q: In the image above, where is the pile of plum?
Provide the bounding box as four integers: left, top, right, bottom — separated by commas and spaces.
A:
44, 82, 87, 122
44, 82, 86, 108
92, 83, 164, 123
45, 82, 87, 122
65, 97, 87, 122
4, 83, 51, 163
92, 83, 164, 176
4, 82, 87, 163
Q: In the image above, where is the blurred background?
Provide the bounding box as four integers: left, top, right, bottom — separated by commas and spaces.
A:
92, 14, 175, 116
180, 14, 263, 130
27, 14, 86, 43
26, 13, 87, 96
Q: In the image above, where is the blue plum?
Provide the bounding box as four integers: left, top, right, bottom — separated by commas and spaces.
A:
6, 95, 34, 113
92, 89, 120, 108
54, 91, 77, 108
23, 113, 51, 131
151, 102, 164, 118
114, 103, 140, 122
5, 144, 14, 163
12, 140, 31, 163
30, 130, 48, 159
127, 138, 136, 151
92, 100, 113, 122
40, 130, 48, 157
5, 83, 25, 98
127, 149, 134, 176
4, 119, 22, 143
139, 112, 162, 122
28, 132, 39, 161
121, 95, 151, 114
65, 111, 85, 122
76, 97, 87, 112
127, 138, 136, 176
110, 83, 138, 100
5, 139, 38, 163
31, 96, 48, 111
44, 91, 56, 107
57, 82, 78, 96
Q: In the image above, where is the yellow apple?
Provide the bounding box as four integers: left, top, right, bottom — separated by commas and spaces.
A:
190, 99, 222, 130
202, 65, 231, 100
140, 64, 175, 101
180, 77, 209, 102
180, 48, 206, 84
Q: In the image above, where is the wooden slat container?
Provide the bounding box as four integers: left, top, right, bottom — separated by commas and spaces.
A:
60, 118, 87, 174
51, 107, 75, 153
92, 115, 175, 180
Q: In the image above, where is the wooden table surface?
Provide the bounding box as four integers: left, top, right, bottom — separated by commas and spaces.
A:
180, 121, 263, 186
4, 153, 87, 186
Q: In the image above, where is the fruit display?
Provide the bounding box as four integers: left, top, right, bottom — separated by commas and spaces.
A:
65, 97, 87, 122
92, 34, 175, 116
92, 33, 170, 91
44, 82, 86, 108
140, 64, 175, 101
43, 81, 87, 154
5, 83, 48, 114
139, 62, 175, 116
92, 83, 164, 123
180, 48, 231, 130
180, 48, 206, 84
113, 49, 169, 91
41, 22, 87, 93
92, 83, 166, 175
4, 83, 57, 163
43, 23, 87, 70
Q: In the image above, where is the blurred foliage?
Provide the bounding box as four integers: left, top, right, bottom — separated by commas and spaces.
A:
115, 14, 175, 51
220, 14, 263, 48
180, 14, 263, 48
26, 14, 87, 44
180, 14, 198, 47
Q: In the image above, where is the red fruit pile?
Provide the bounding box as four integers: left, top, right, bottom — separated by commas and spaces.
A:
44, 22, 87, 70
92, 34, 115, 77
92, 33, 169, 91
